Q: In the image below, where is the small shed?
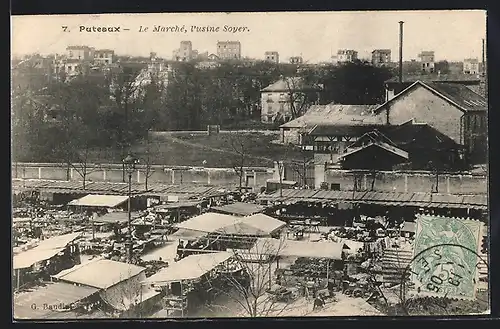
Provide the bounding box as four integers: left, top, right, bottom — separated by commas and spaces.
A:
68, 194, 130, 211
52, 258, 159, 312
339, 142, 409, 170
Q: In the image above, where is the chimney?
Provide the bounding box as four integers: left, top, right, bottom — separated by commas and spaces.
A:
399, 21, 404, 84
482, 38, 486, 76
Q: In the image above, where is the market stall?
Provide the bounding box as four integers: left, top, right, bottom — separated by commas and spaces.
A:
141, 251, 236, 316
249, 238, 345, 294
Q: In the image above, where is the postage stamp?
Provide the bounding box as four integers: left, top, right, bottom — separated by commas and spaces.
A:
410, 215, 484, 300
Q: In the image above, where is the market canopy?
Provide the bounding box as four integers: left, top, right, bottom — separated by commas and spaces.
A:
14, 232, 82, 270
94, 212, 142, 224
53, 258, 146, 289
259, 189, 488, 210
174, 212, 239, 234
170, 228, 208, 240
249, 238, 343, 260
210, 202, 265, 216
216, 214, 287, 236
142, 251, 232, 285
68, 194, 129, 208
14, 282, 99, 319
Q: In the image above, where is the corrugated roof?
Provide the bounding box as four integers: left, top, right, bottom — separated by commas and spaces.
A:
308, 124, 386, 136
250, 238, 343, 260
385, 73, 481, 83
426, 82, 487, 112
68, 194, 129, 208
259, 189, 487, 210
143, 251, 232, 284
210, 202, 265, 216
281, 104, 384, 129
14, 282, 98, 319
14, 233, 82, 269
53, 259, 146, 289
174, 212, 239, 233
375, 81, 487, 114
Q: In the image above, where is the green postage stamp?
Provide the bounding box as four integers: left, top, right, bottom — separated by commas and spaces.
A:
411, 215, 483, 300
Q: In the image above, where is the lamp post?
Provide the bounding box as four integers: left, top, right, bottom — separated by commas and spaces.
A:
123, 154, 139, 263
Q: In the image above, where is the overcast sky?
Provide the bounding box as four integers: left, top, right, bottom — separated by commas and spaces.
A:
12, 10, 486, 63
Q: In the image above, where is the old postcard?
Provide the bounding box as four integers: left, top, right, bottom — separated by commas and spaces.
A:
11, 11, 489, 319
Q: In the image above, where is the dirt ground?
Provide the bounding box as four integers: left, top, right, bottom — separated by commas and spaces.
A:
150, 292, 383, 318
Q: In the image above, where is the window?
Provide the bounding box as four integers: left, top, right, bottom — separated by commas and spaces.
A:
330, 183, 341, 191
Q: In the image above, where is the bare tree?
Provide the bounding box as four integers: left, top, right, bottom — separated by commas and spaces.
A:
228, 132, 252, 192
69, 147, 103, 190
109, 65, 146, 180
203, 237, 301, 317
282, 76, 320, 120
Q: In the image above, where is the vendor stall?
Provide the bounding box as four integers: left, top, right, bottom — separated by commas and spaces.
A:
142, 252, 234, 316
248, 238, 345, 293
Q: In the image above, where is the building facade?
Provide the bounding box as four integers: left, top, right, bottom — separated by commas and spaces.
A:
66, 46, 94, 61
217, 41, 241, 60
418, 51, 435, 73
289, 56, 303, 64
172, 41, 193, 61
260, 77, 321, 123
264, 51, 279, 64
371, 49, 391, 66
375, 81, 487, 163
463, 58, 480, 75
94, 49, 114, 65
336, 49, 358, 63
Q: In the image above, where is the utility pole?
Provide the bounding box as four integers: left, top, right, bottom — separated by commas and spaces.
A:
398, 21, 404, 84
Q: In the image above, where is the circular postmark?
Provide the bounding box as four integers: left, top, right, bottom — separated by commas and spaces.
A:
397, 243, 489, 316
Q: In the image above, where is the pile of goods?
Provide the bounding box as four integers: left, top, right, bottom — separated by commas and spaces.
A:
288, 258, 335, 278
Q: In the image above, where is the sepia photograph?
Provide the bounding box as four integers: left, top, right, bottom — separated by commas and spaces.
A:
11, 10, 489, 319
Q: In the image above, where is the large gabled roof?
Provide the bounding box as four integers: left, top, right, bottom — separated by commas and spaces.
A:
280, 104, 383, 129
374, 80, 487, 114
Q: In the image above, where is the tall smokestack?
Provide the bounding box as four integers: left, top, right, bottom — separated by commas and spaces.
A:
482, 38, 486, 76
399, 21, 404, 84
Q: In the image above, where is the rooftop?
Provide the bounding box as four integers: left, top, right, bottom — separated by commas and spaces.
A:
14, 232, 82, 270
376, 81, 487, 113
52, 258, 146, 289
68, 194, 129, 208
386, 73, 481, 84
280, 104, 383, 129
14, 282, 99, 319
143, 251, 232, 285
174, 212, 239, 234
210, 202, 265, 216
